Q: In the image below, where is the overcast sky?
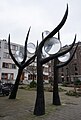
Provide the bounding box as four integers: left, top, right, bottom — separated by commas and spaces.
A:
0, 0, 81, 46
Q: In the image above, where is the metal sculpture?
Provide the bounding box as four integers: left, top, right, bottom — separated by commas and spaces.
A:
8, 4, 78, 116
52, 32, 78, 105
8, 27, 36, 99
33, 4, 76, 116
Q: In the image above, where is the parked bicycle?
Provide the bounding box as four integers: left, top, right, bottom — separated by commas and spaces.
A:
0, 82, 14, 96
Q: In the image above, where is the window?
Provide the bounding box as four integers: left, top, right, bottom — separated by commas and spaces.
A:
4, 43, 8, 49
75, 72, 78, 75
8, 64, 12, 69
3, 52, 11, 59
12, 64, 16, 69
8, 73, 14, 80
28, 74, 36, 80
2, 62, 16, 69
15, 46, 18, 50
20, 46, 24, 52
2, 62, 8, 68
1, 73, 8, 79
28, 74, 32, 80
74, 53, 77, 59
75, 66, 77, 71
1, 73, 14, 80
11, 44, 18, 50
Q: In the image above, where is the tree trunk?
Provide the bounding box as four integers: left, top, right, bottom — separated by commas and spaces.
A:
9, 68, 23, 99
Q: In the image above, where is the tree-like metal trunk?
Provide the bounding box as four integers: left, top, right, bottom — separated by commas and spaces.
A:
53, 58, 61, 105
34, 51, 45, 116
9, 68, 23, 99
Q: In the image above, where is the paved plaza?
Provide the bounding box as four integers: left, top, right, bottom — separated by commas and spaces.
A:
0, 87, 81, 120
44, 99, 81, 120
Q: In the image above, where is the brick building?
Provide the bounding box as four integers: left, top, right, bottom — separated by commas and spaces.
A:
51, 42, 81, 83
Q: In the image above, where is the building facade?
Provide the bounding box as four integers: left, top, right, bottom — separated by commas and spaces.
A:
0, 39, 49, 84
51, 42, 81, 83
1, 39, 80, 84
0, 39, 25, 83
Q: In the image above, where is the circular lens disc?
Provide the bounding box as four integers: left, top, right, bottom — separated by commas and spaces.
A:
15, 51, 23, 62
27, 43, 35, 54
44, 37, 61, 55
42, 31, 50, 39
58, 52, 70, 62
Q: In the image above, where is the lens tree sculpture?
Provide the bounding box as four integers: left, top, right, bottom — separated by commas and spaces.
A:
7, 4, 78, 116
8, 27, 36, 99
52, 32, 78, 106
33, 4, 76, 116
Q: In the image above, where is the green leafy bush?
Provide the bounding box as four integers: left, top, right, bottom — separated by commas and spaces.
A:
74, 79, 81, 85
66, 90, 81, 97
29, 81, 37, 88
59, 87, 66, 92
62, 81, 70, 87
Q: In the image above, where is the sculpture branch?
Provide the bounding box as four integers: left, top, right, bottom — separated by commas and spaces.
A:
56, 42, 79, 68
8, 27, 36, 99
39, 4, 68, 49
22, 54, 36, 69
21, 27, 31, 64
40, 35, 76, 65
8, 34, 20, 68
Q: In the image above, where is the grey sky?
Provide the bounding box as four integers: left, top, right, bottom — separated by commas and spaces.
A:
0, 0, 81, 46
